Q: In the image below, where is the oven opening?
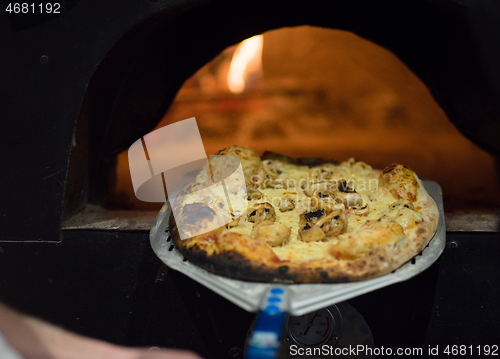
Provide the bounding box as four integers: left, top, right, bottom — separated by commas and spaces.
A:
63, 25, 500, 230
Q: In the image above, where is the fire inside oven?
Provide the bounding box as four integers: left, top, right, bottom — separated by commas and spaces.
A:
111, 26, 500, 212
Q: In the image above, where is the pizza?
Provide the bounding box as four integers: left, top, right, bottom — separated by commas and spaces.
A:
169, 146, 439, 283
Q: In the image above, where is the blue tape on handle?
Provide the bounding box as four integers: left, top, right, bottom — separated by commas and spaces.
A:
245, 287, 288, 359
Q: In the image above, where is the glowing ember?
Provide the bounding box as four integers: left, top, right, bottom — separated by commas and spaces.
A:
227, 35, 263, 93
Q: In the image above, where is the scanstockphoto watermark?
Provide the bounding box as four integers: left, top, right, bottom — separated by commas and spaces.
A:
128, 117, 248, 239
248, 172, 379, 194
248, 175, 378, 212
289, 344, 423, 357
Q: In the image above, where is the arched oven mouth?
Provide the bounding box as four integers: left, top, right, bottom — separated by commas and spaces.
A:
61, 1, 500, 231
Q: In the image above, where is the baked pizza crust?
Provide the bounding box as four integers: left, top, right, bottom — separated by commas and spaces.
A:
170, 146, 439, 283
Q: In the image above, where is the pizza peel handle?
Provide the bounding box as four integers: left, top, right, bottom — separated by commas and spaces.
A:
245, 287, 289, 359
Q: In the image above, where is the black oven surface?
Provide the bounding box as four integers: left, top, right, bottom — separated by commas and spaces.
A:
0, 231, 498, 359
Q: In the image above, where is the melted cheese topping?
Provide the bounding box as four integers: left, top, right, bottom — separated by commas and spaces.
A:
225, 159, 424, 262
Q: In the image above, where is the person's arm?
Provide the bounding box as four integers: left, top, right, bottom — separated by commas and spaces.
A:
0, 303, 202, 359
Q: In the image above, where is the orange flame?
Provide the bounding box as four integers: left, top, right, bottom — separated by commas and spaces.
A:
227, 35, 263, 93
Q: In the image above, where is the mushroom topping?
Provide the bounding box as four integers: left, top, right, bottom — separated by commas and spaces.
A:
347, 204, 370, 216
335, 180, 364, 208
247, 187, 264, 200
249, 167, 272, 189
267, 178, 287, 189
343, 193, 364, 207
262, 160, 283, 179
313, 192, 344, 210
302, 181, 334, 198
252, 220, 291, 246
309, 163, 338, 180
306, 195, 341, 213
299, 205, 348, 242
247, 202, 276, 225
316, 209, 348, 236
299, 225, 325, 242
337, 180, 356, 193
279, 195, 295, 212
299, 208, 325, 226
389, 199, 415, 211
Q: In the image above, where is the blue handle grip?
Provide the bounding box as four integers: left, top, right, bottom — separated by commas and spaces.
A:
245, 287, 288, 359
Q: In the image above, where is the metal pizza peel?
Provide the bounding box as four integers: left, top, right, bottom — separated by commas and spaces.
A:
150, 180, 445, 358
